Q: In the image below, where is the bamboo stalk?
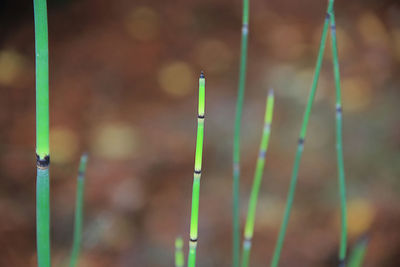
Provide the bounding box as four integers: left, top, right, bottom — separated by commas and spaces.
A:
33, 0, 50, 266
187, 72, 206, 267
241, 90, 274, 267
270, 1, 334, 266
175, 237, 184, 267
348, 235, 369, 267
328, 8, 348, 266
69, 154, 89, 267
233, 0, 250, 265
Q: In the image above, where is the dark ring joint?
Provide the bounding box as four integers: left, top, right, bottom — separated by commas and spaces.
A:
326, 13, 331, 20
298, 138, 305, 145
198, 114, 205, 119
331, 24, 336, 30
200, 71, 205, 79
338, 259, 346, 267
36, 154, 50, 169
336, 106, 342, 113
190, 238, 198, 242
194, 170, 201, 174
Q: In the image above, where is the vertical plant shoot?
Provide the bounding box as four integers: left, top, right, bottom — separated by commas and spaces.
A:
187, 72, 206, 267
69, 154, 89, 267
348, 235, 369, 267
233, 0, 250, 265
33, 0, 50, 266
175, 237, 184, 267
270, 1, 334, 266
241, 90, 274, 267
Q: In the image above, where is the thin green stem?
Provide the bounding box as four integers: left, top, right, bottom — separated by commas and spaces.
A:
233, 0, 249, 266
69, 154, 89, 267
329, 9, 348, 265
187, 72, 206, 267
270, 1, 334, 266
348, 235, 368, 267
34, 0, 50, 266
175, 237, 184, 267
241, 90, 274, 267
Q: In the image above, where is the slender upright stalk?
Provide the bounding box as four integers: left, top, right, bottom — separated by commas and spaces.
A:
175, 237, 184, 267
241, 90, 274, 267
329, 9, 348, 266
233, 0, 249, 265
348, 235, 368, 267
33, 0, 50, 266
270, 1, 334, 266
187, 72, 206, 267
69, 154, 89, 267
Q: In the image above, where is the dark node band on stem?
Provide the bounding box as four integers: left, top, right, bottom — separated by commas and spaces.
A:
242, 23, 249, 34
78, 171, 85, 177
194, 169, 201, 174
190, 237, 198, 242
331, 24, 336, 30
200, 71, 205, 79
338, 259, 346, 267
326, 12, 331, 20
36, 154, 50, 169
336, 105, 342, 114
198, 114, 205, 119
298, 138, 305, 146
259, 150, 267, 159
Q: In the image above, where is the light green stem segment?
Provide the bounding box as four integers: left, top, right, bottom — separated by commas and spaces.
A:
37, 169, 51, 267
175, 237, 184, 267
34, 0, 49, 158
69, 154, 88, 267
241, 90, 274, 267
348, 235, 368, 267
187, 73, 206, 267
270, 1, 334, 266
233, 0, 249, 266
329, 9, 348, 263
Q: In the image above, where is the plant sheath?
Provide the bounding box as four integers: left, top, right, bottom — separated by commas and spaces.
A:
270, 1, 334, 266
329, 8, 348, 265
187, 72, 206, 267
233, 0, 249, 265
241, 90, 274, 267
175, 237, 184, 267
69, 154, 89, 267
34, 0, 50, 266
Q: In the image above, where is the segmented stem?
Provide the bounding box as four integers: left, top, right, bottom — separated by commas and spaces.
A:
175, 237, 184, 267
348, 235, 368, 267
69, 154, 89, 267
241, 90, 274, 267
329, 9, 348, 265
233, 0, 249, 266
270, 1, 334, 266
187, 72, 206, 267
34, 0, 50, 266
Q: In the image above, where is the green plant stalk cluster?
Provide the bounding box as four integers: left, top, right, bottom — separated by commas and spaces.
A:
175, 237, 185, 267
187, 72, 206, 267
233, 0, 249, 266
33, 0, 50, 266
69, 154, 89, 267
241, 90, 274, 267
329, 9, 348, 264
348, 235, 368, 267
270, 1, 336, 266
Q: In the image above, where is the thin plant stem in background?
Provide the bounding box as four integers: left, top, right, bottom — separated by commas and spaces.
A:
329, 8, 348, 266
348, 235, 369, 267
233, 0, 249, 265
187, 72, 206, 267
33, 0, 51, 266
175, 237, 184, 267
241, 90, 274, 267
270, 1, 334, 266
69, 154, 89, 267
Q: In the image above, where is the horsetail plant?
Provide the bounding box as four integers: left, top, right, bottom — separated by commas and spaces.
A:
33, 0, 51, 266
233, 0, 250, 265
241, 90, 274, 267
348, 235, 369, 267
187, 72, 206, 267
69, 154, 89, 267
329, 8, 348, 265
175, 237, 184, 267
270, 1, 334, 266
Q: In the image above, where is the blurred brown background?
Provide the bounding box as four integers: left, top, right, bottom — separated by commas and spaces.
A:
0, 0, 399, 266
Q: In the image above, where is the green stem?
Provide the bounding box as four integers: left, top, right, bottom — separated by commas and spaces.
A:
233, 0, 249, 266
348, 235, 368, 267
175, 237, 184, 267
187, 72, 206, 267
270, 1, 334, 266
34, 0, 50, 266
69, 154, 89, 267
241, 90, 274, 267
329, 9, 348, 265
